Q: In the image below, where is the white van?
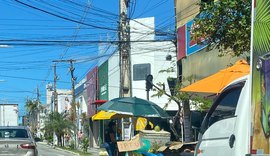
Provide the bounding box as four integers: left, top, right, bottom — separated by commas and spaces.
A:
195, 75, 252, 156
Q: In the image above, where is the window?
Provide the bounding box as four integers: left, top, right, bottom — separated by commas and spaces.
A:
133, 64, 151, 81
203, 82, 245, 129
0, 129, 28, 138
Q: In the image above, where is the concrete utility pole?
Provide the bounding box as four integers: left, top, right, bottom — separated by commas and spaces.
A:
119, 0, 134, 143
36, 86, 40, 135
53, 64, 58, 112
70, 61, 76, 108
53, 59, 77, 147
119, 0, 132, 98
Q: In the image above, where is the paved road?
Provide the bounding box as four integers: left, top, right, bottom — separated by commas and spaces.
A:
37, 142, 78, 156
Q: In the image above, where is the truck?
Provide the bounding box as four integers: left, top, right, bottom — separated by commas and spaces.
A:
0, 104, 19, 126
193, 0, 270, 155
194, 58, 270, 156
194, 75, 251, 156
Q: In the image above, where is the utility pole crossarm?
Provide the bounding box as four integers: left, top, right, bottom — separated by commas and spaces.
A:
52, 59, 76, 63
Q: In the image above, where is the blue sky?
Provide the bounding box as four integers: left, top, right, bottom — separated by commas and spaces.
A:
0, 0, 175, 117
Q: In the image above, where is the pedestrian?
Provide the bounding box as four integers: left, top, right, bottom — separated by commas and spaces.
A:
104, 121, 117, 156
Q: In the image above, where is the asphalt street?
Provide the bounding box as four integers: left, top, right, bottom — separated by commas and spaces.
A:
37, 142, 78, 156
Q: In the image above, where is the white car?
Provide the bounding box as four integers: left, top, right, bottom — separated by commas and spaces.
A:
0, 126, 38, 156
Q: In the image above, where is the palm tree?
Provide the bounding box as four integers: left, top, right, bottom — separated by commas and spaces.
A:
44, 112, 75, 146
25, 99, 40, 134
253, 0, 270, 54
251, 0, 270, 150
81, 112, 89, 136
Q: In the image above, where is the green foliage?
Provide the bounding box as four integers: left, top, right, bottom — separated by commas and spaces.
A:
159, 66, 175, 73
69, 140, 75, 150
152, 82, 166, 98
59, 146, 93, 156
253, 0, 270, 53
83, 121, 90, 137
81, 137, 89, 153
148, 141, 163, 154
190, 96, 212, 111
46, 135, 53, 144
43, 112, 75, 146
81, 112, 87, 125
193, 0, 251, 57
153, 75, 212, 111
25, 99, 41, 133
25, 99, 39, 115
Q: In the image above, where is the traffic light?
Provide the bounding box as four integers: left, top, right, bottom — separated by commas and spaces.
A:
167, 78, 177, 96
146, 74, 153, 91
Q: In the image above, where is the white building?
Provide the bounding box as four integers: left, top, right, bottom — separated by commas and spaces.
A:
109, 17, 178, 110
37, 103, 50, 138
75, 17, 178, 148
75, 77, 88, 131
46, 84, 72, 113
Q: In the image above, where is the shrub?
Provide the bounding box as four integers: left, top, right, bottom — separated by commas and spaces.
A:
69, 140, 75, 150
81, 137, 89, 153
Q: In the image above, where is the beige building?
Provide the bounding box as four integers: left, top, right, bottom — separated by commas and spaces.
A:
175, 0, 247, 86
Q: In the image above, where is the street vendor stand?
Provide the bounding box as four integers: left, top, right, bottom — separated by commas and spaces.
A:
94, 97, 170, 156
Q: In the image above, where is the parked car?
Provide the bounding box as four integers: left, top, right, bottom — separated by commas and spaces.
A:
0, 126, 38, 156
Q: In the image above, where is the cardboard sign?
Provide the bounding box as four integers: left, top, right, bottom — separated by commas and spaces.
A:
117, 134, 141, 152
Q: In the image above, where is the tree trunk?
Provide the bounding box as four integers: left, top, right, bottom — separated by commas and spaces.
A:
182, 100, 192, 142
62, 135, 64, 147
57, 135, 60, 146
171, 102, 181, 141
60, 135, 63, 147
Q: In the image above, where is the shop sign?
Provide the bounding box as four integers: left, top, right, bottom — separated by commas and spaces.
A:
117, 134, 141, 152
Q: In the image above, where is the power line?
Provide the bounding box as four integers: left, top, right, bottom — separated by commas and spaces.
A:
14, 0, 118, 31
0, 38, 174, 45
0, 74, 69, 84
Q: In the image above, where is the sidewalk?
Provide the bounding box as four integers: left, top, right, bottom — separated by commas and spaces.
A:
87, 147, 103, 155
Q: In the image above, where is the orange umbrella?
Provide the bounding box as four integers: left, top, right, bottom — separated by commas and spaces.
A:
180, 60, 250, 94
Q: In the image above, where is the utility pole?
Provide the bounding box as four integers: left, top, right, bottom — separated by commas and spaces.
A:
52, 63, 58, 146
53, 64, 58, 112
69, 60, 76, 122
36, 86, 40, 135
119, 0, 133, 143
52, 59, 76, 114
52, 59, 77, 147
36, 86, 40, 102
119, 0, 131, 98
